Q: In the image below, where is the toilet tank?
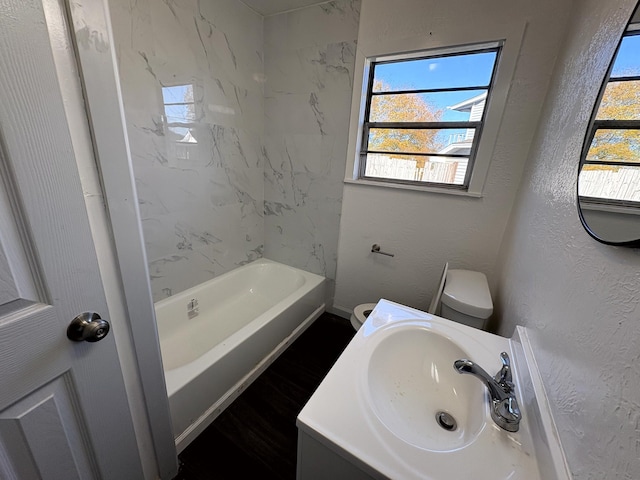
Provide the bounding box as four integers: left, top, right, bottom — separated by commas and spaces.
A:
440, 269, 493, 330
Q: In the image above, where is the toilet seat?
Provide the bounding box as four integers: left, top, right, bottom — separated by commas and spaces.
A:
350, 302, 377, 330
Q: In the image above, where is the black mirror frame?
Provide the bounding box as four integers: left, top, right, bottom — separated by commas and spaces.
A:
577, 2, 640, 248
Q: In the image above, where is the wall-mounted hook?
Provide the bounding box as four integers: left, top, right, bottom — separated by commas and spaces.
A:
371, 244, 395, 257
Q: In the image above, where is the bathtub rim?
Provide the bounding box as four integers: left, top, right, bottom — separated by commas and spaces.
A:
154, 257, 305, 313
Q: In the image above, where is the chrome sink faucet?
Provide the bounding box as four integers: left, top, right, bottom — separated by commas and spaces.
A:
453, 352, 521, 432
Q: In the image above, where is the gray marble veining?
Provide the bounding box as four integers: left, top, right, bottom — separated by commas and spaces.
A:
264, 0, 360, 304
109, 0, 264, 301
109, 0, 359, 303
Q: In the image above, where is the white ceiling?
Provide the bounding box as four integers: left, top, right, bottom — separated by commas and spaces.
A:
240, 0, 330, 16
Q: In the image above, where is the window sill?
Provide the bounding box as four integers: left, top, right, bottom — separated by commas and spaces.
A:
343, 177, 483, 197
579, 199, 640, 216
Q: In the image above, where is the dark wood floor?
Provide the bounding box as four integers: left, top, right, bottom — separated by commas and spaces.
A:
173, 312, 355, 480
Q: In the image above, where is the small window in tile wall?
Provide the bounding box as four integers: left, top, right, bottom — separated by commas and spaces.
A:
579, 23, 640, 208
359, 43, 501, 189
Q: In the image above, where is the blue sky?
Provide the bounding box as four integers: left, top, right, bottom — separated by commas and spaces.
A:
373, 51, 497, 122
372, 34, 639, 126
612, 34, 640, 77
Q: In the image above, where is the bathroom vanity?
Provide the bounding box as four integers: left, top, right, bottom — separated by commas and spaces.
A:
296, 300, 570, 479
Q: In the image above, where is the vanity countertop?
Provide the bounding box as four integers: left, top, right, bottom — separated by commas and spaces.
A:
297, 299, 570, 480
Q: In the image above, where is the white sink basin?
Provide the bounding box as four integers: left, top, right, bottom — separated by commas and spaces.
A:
367, 325, 486, 451
297, 300, 570, 479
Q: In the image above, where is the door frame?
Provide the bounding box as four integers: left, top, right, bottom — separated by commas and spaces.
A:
61, 0, 177, 477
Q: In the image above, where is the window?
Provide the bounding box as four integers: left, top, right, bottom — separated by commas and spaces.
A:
579, 22, 640, 208
358, 43, 501, 189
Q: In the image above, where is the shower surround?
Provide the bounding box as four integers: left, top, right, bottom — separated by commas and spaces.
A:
109, 0, 359, 302
110, 0, 265, 301
263, 1, 360, 306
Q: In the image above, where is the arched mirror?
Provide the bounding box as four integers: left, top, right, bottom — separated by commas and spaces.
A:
578, 4, 640, 246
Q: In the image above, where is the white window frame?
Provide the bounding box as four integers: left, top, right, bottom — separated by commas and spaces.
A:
344, 25, 525, 197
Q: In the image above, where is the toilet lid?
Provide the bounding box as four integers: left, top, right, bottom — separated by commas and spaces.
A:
442, 269, 493, 319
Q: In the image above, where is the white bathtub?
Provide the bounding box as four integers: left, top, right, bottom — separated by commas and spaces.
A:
154, 258, 325, 452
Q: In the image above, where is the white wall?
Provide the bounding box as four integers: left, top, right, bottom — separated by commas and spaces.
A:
495, 0, 640, 477
333, 0, 573, 314
263, 0, 360, 307
109, 0, 264, 301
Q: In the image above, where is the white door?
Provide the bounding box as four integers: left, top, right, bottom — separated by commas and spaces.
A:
0, 0, 146, 478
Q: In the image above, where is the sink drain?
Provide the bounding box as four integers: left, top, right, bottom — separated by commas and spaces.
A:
435, 411, 457, 431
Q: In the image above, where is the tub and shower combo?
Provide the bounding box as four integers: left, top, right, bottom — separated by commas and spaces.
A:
154, 258, 326, 451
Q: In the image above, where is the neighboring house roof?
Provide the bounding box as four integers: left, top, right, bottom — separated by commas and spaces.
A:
178, 130, 197, 143
438, 140, 473, 155
446, 91, 488, 112
438, 91, 487, 157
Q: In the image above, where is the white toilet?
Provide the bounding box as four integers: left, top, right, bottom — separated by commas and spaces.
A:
350, 302, 377, 330
436, 266, 493, 330
350, 263, 493, 331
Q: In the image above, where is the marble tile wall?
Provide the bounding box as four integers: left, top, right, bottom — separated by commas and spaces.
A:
109, 0, 265, 301
263, 1, 361, 305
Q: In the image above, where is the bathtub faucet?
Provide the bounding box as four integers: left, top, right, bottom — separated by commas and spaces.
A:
453, 352, 521, 432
